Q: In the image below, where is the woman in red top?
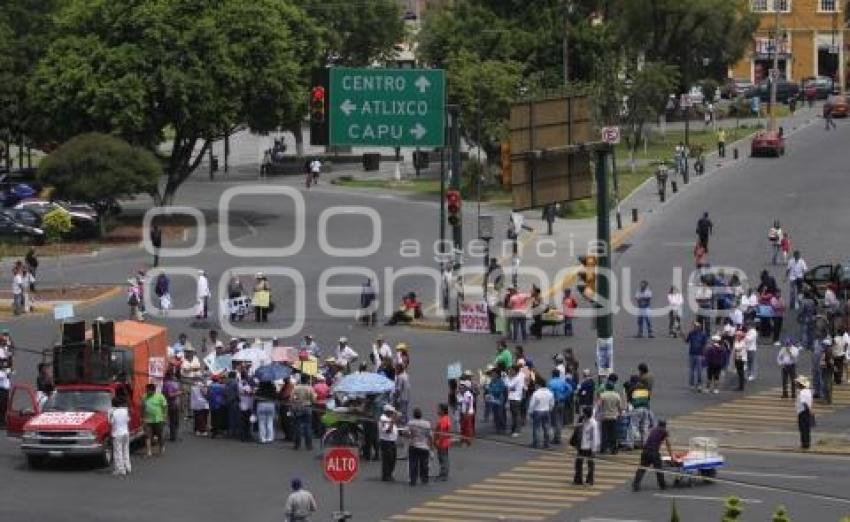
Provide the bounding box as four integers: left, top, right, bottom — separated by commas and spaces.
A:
434, 403, 452, 481
562, 289, 578, 336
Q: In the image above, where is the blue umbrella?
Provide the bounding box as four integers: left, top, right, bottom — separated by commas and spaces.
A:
333, 372, 395, 394
255, 362, 292, 382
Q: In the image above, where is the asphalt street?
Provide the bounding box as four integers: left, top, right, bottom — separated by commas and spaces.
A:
2, 111, 850, 521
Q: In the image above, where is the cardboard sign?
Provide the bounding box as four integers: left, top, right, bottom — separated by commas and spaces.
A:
459, 300, 489, 334
53, 303, 75, 321
596, 337, 614, 377
447, 362, 462, 380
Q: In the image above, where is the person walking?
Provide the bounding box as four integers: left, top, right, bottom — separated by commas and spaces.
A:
142, 383, 167, 457
434, 403, 452, 481
196, 269, 210, 320
716, 128, 726, 158
745, 322, 759, 381
529, 376, 554, 449
635, 280, 654, 338
150, 224, 162, 267
796, 376, 813, 449
253, 272, 271, 322
406, 407, 433, 486
704, 335, 725, 394
786, 251, 807, 310
24, 249, 38, 290
685, 322, 707, 392
572, 406, 599, 486
108, 396, 131, 475
507, 365, 525, 438
778, 339, 799, 399
598, 382, 623, 454
379, 404, 399, 481
284, 478, 318, 522
768, 221, 783, 266
542, 204, 556, 236
632, 419, 672, 492
732, 331, 748, 391
696, 212, 713, 251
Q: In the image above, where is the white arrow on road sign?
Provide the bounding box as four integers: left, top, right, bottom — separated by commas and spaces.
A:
410, 123, 427, 140
414, 76, 431, 94
340, 99, 357, 116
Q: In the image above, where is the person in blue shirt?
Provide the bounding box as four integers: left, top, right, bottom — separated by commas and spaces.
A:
547, 369, 573, 444
206, 376, 227, 438
685, 321, 708, 391
487, 369, 507, 433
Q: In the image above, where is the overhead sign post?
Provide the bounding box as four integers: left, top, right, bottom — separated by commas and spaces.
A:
329, 68, 446, 148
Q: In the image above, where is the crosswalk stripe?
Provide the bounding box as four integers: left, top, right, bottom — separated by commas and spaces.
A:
498, 472, 626, 485
482, 478, 607, 494
676, 412, 792, 423
439, 495, 574, 508
512, 467, 635, 479
407, 507, 546, 521
455, 488, 590, 502
423, 502, 560, 516
467, 483, 604, 498
682, 411, 795, 421
390, 514, 485, 522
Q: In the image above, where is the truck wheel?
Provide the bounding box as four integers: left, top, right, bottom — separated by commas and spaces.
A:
100, 438, 113, 468
26, 455, 45, 468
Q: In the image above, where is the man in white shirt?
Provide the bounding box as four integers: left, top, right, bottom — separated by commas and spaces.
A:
379, 405, 399, 481
507, 366, 525, 437
786, 251, 807, 309
372, 336, 393, 368
528, 378, 554, 449
745, 323, 759, 381
795, 376, 813, 449
196, 270, 211, 319
777, 340, 800, 398
335, 337, 358, 371
284, 478, 318, 522
573, 405, 599, 485
11, 268, 24, 315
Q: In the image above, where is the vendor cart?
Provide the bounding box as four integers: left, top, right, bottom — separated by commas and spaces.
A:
662, 437, 724, 487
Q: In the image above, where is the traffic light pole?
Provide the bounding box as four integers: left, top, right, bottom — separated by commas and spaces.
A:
448, 104, 462, 252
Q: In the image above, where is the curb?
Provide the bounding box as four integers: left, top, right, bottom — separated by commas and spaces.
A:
407, 320, 451, 332
0, 285, 122, 318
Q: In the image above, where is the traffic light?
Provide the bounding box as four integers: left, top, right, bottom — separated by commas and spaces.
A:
446, 189, 461, 227
310, 86, 326, 123
577, 254, 597, 300
310, 68, 329, 146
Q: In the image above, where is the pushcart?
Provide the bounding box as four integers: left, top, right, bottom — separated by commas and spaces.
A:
662, 436, 724, 487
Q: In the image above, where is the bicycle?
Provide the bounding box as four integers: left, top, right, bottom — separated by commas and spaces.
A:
320, 420, 365, 450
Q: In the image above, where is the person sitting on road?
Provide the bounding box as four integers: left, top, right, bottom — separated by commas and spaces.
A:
385, 292, 423, 326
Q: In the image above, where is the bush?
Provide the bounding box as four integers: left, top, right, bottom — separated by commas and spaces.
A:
722, 496, 743, 521
772, 505, 791, 522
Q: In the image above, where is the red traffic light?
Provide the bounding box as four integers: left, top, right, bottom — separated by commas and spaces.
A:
446, 190, 461, 226
311, 86, 325, 103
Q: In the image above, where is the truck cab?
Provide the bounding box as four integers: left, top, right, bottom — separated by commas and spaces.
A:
7, 320, 167, 468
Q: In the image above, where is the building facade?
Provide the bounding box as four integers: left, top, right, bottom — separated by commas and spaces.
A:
731, 0, 848, 89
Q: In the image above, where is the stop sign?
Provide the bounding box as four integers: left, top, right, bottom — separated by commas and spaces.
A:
323, 447, 359, 484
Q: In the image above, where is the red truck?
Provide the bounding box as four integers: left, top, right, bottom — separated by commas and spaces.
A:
5, 320, 168, 468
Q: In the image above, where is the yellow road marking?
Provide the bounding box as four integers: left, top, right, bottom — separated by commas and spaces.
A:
466, 483, 603, 498
483, 478, 608, 494
407, 507, 545, 521
497, 472, 625, 486
439, 495, 573, 508
455, 488, 585, 502
391, 515, 484, 522
423, 502, 559, 516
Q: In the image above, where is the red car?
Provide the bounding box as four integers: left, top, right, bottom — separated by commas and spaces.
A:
750, 130, 785, 157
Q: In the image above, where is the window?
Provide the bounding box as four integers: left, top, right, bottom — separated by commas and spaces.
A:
751, 0, 769, 11
774, 0, 790, 11
820, 0, 837, 11
752, 0, 792, 10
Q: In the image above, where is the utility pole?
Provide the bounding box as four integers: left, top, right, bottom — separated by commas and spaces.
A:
562, 0, 570, 85
595, 147, 613, 371
448, 104, 462, 252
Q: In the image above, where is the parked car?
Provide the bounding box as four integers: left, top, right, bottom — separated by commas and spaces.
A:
803, 262, 850, 302
746, 79, 800, 104
722, 78, 754, 99
0, 182, 37, 208
801, 76, 835, 99
0, 211, 45, 244
12, 200, 99, 238
824, 95, 850, 118
750, 129, 785, 157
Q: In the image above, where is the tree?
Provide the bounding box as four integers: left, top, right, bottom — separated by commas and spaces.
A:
41, 207, 73, 292
38, 133, 162, 234
620, 62, 680, 159
722, 496, 743, 522
27, 0, 320, 204
772, 505, 791, 522
301, 0, 404, 66
445, 50, 524, 161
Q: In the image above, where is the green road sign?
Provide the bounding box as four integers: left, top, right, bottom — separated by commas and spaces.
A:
329, 68, 445, 148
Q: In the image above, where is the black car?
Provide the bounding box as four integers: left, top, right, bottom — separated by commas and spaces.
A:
745, 79, 801, 104
5, 205, 98, 239
0, 211, 45, 244
803, 262, 850, 301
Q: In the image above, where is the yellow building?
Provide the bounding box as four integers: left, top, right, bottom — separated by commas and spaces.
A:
731, 0, 848, 89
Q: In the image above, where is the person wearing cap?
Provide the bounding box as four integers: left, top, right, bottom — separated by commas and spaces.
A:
371, 336, 393, 368
284, 478, 317, 521
394, 343, 410, 369
335, 337, 358, 372
817, 337, 835, 405
632, 419, 672, 492
394, 363, 412, 423
379, 404, 399, 481
458, 377, 475, 446
795, 375, 814, 449
252, 273, 271, 323
704, 335, 725, 394
777, 339, 800, 399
